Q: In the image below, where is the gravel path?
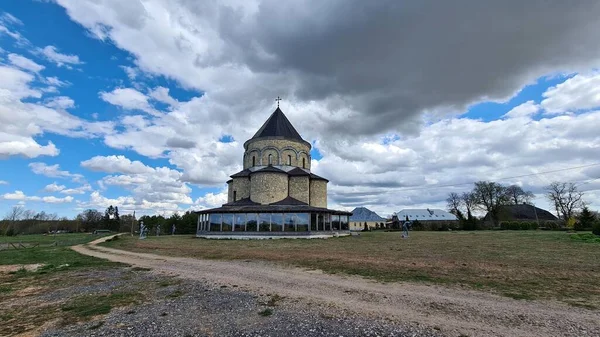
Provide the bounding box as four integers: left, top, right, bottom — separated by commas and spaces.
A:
71, 236, 600, 337
41, 268, 442, 337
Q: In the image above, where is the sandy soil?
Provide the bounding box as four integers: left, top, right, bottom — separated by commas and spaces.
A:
0, 264, 44, 273
73, 236, 600, 337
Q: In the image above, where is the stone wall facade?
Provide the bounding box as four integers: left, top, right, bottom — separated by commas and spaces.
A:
227, 180, 233, 203
250, 172, 288, 204
289, 176, 310, 204
243, 138, 311, 170
230, 177, 251, 202
309, 179, 327, 208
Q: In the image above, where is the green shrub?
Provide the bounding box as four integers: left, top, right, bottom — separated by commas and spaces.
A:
5, 227, 15, 236
570, 233, 600, 243
541, 221, 561, 231
593, 221, 600, 236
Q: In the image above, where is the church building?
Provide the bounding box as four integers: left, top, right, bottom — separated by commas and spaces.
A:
195, 103, 352, 238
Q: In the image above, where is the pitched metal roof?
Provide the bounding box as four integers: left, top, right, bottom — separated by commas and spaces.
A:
287, 167, 311, 176
396, 209, 458, 221
309, 173, 329, 182
251, 107, 304, 141
230, 169, 252, 178
270, 196, 308, 206
222, 198, 260, 206
254, 166, 287, 174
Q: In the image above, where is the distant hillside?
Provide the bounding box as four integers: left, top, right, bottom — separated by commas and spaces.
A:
350, 207, 385, 221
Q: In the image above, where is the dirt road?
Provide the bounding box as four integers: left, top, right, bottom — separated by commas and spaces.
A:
73, 236, 600, 337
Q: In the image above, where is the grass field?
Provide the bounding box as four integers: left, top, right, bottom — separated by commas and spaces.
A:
0, 233, 116, 267
0, 233, 129, 336
103, 231, 600, 308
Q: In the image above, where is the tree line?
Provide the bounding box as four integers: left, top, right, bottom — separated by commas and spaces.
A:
1, 205, 199, 236
447, 180, 599, 231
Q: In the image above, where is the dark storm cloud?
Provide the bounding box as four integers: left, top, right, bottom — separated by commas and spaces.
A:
218, 0, 600, 135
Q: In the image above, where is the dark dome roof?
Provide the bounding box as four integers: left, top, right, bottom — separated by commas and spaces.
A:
251, 107, 304, 141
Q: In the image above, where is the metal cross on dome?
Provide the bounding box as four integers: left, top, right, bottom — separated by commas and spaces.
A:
275, 96, 282, 108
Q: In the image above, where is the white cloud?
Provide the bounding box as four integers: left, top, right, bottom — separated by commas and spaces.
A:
0, 64, 114, 158
120, 65, 138, 80
44, 96, 75, 110
0, 24, 24, 42
0, 137, 59, 159
541, 72, 600, 114
149, 86, 178, 107
29, 162, 84, 182
312, 109, 600, 214
100, 87, 157, 115
8, 53, 45, 73
0, 65, 41, 98
42, 195, 74, 203
0, 13, 23, 26
1, 190, 39, 201
503, 101, 540, 119
1, 190, 73, 203
45, 76, 69, 87
0, 13, 27, 45
194, 190, 228, 209
81, 155, 153, 174
80, 155, 193, 212
39, 45, 83, 67
61, 184, 92, 195
0, 180, 8, 185
79, 190, 183, 216
44, 182, 66, 192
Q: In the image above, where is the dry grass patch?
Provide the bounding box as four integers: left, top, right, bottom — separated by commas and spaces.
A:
103, 231, 600, 307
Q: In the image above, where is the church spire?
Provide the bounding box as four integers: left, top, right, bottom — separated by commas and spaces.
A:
251, 105, 304, 142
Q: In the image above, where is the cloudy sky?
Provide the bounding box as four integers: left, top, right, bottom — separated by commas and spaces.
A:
1, 0, 600, 218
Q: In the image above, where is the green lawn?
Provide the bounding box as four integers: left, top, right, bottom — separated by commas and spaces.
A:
0, 232, 105, 246
103, 231, 600, 308
0, 233, 118, 268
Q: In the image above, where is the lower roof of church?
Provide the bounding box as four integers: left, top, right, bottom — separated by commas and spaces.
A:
195, 196, 351, 215
227, 165, 328, 182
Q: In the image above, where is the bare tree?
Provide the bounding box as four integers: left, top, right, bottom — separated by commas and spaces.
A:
545, 182, 584, 221
446, 192, 462, 216
472, 181, 509, 225
505, 185, 535, 205
461, 192, 477, 217
4, 206, 25, 222
22, 209, 36, 221
3, 206, 25, 235
77, 209, 103, 231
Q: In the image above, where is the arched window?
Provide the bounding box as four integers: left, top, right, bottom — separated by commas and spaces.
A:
287, 155, 292, 166
252, 156, 255, 166
233, 191, 237, 201
268, 154, 273, 165
302, 158, 306, 168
